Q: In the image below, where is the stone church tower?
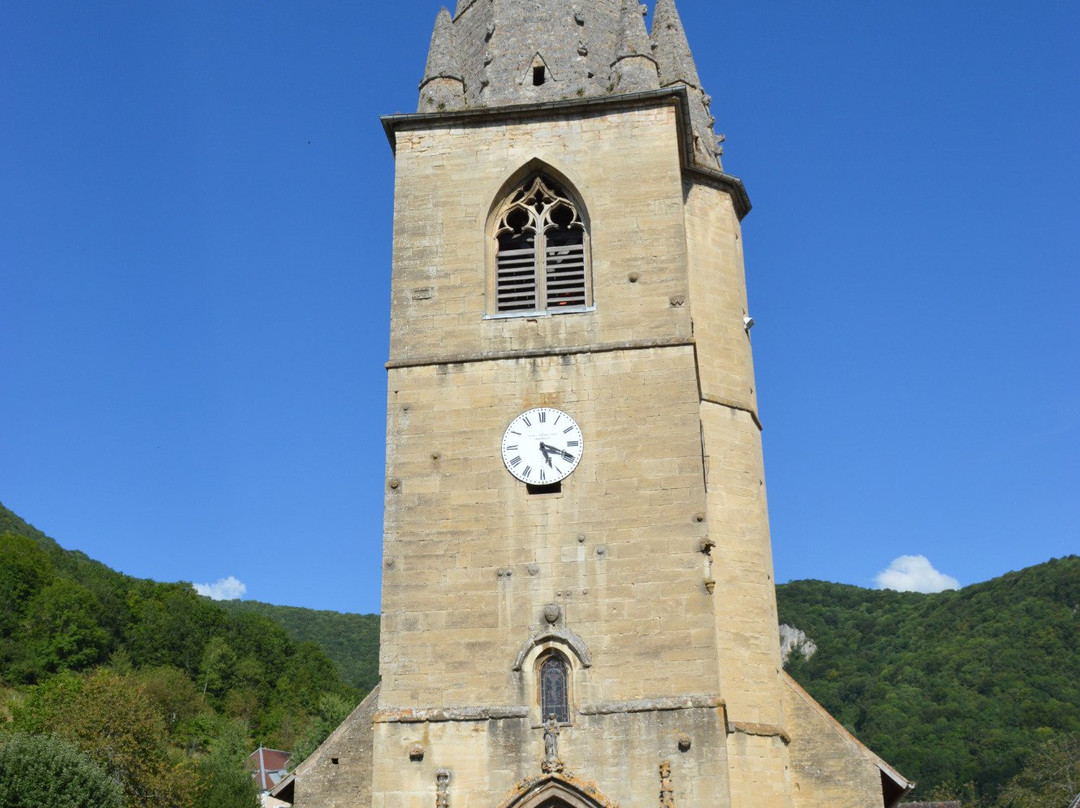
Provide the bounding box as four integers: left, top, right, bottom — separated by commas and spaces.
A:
282, 2, 912, 807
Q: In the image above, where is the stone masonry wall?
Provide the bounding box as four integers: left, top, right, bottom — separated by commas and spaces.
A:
387, 100, 691, 366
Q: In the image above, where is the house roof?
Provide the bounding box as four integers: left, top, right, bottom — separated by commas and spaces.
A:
247, 746, 292, 792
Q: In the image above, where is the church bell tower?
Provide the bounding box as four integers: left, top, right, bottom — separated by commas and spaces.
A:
286, 2, 911, 807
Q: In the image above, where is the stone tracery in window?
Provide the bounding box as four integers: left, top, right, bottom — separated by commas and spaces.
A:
493, 175, 590, 314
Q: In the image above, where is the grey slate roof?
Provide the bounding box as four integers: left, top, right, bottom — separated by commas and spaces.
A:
416, 0, 724, 168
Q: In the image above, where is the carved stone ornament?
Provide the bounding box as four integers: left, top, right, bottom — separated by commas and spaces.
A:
409, 743, 425, 761
436, 768, 451, 808
541, 714, 564, 773
543, 603, 561, 624
659, 760, 675, 808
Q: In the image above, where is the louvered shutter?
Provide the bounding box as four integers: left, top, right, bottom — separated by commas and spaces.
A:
496, 232, 537, 312
544, 229, 586, 309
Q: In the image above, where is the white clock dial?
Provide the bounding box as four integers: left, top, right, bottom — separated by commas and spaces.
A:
501, 407, 583, 485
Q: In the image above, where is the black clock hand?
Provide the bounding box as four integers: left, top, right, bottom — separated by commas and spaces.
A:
540, 442, 575, 462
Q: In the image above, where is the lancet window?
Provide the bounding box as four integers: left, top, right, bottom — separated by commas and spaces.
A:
492, 175, 590, 315
539, 653, 570, 724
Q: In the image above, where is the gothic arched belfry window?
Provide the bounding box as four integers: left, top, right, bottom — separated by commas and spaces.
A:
539, 653, 570, 724
492, 175, 590, 315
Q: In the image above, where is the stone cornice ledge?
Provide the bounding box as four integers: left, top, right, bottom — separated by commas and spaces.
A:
380, 86, 750, 220
386, 336, 695, 370
727, 720, 791, 744
578, 694, 723, 715
375, 705, 529, 724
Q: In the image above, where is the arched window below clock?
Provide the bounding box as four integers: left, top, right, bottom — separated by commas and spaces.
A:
489, 173, 592, 316
538, 652, 571, 724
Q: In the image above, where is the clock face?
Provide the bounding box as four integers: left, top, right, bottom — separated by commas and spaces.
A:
501, 407, 583, 485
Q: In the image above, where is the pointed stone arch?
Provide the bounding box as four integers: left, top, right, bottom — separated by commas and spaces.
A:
486, 160, 593, 316
512, 627, 592, 672
495, 774, 620, 808
486, 158, 590, 233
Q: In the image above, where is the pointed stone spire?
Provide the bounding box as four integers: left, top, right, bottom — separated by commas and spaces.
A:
648, 0, 724, 169
617, 0, 652, 59
650, 0, 701, 89
418, 7, 466, 112
610, 0, 659, 92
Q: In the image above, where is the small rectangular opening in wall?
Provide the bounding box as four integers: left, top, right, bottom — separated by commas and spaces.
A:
331, 758, 339, 765
527, 481, 561, 495
533, 66, 545, 86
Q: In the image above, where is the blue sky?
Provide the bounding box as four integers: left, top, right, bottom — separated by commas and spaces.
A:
2, 1, 1077, 614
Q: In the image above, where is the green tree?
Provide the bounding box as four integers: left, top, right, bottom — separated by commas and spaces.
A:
125, 584, 221, 672
998, 733, 1080, 808
0, 532, 55, 621
0, 732, 124, 808
290, 690, 355, 764
19, 579, 110, 678
138, 664, 211, 747
11, 668, 194, 807
192, 718, 260, 808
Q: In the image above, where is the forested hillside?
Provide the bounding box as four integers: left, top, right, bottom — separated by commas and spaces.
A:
0, 502, 360, 808
776, 557, 1080, 803
5, 498, 1076, 807
219, 600, 379, 693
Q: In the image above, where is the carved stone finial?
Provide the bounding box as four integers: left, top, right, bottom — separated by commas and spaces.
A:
435, 768, 451, 808
541, 714, 564, 773
660, 760, 675, 808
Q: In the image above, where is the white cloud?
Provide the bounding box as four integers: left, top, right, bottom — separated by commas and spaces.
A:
193, 576, 247, 601
875, 555, 960, 594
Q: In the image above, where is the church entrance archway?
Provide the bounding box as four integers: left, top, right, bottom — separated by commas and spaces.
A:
496, 775, 617, 808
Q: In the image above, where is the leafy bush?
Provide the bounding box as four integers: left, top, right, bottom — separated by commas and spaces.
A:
0, 732, 124, 808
